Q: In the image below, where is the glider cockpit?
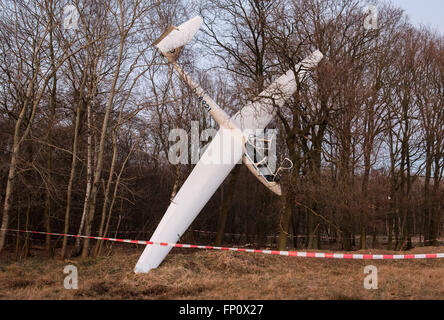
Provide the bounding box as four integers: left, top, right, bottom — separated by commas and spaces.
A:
243, 134, 293, 195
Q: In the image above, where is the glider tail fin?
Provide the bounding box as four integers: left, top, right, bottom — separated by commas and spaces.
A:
154, 16, 203, 61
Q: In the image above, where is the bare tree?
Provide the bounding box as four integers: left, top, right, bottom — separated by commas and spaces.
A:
0, 1, 87, 253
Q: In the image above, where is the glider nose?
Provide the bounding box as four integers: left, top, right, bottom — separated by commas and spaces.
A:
270, 183, 282, 196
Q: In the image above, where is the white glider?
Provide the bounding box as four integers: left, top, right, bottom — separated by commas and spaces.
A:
134, 16, 323, 273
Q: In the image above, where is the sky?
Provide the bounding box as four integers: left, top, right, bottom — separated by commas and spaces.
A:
390, 0, 444, 35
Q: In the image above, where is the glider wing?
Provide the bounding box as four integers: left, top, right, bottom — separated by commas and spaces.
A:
231, 50, 324, 131
153, 16, 203, 54
134, 129, 243, 273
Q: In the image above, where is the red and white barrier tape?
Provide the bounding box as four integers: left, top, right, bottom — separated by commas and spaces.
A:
3, 228, 444, 260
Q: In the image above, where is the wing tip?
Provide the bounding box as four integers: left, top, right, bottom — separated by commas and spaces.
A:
153, 25, 177, 47
306, 49, 324, 66
154, 16, 203, 54
312, 49, 324, 61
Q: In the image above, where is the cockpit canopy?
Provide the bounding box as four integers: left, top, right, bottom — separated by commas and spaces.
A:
244, 133, 292, 183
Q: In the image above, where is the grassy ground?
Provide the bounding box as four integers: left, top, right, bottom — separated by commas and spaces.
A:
0, 245, 443, 300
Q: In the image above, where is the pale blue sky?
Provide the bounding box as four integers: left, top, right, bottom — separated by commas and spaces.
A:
390, 0, 444, 34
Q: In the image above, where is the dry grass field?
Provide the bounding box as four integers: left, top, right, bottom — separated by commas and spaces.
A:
0, 245, 443, 300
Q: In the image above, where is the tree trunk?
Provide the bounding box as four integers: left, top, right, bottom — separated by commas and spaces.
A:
15, 206, 20, 262
387, 212, 394, 250
81, 31, 126, 259
423, 143, 432, 244
430, 156, 442, 246
98, 142, 134, 256
43, 2, 58, 258
0, 139, 21, 253
215, 166, 241, 246
61, 92, 85, 259
277, 191, 293, 250
291, 208, 300, 249
360, 225, 366, 250
24, 195, 31, 258
94, 129, 118, 256
73, 99, 93, 256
